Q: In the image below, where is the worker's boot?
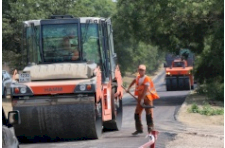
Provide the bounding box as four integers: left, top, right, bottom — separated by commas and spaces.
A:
146, 114, 154, 134
132, 114, 143, 135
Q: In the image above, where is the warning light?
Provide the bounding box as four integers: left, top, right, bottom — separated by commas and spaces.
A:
86, 84, 92, 91
14, 88, 20, 94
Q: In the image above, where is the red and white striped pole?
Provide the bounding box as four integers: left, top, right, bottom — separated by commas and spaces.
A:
139, 131, 159, 148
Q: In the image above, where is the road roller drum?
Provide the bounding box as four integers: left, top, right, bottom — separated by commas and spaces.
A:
13, 96, 102, 142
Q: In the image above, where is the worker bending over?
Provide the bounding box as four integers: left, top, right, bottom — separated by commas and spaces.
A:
126, 64, 159, 135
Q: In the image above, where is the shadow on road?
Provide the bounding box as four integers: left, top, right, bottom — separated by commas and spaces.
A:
18, 129, 110, 144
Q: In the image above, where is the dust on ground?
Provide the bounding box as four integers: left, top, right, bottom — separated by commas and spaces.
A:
166, 91, 224, 148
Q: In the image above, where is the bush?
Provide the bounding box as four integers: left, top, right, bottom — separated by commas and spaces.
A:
206, 81, 224, 102
188, 102, 224, 116
188, 103, 199, 113
199, 103, 214, 116
213, 109, 224, 115
197, 80, 224, 102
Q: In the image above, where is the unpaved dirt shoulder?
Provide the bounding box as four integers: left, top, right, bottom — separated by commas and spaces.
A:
166, 92, 224, 148
166, 132, 224, 148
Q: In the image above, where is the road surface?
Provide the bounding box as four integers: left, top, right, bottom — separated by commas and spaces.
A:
20, 71, 190, 148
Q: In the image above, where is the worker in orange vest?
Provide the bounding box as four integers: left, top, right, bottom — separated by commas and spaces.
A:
126, 64, 159, 135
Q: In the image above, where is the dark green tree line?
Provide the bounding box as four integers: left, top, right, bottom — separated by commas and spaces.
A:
2, 0, 116, 69
3, 0, 164, 76
115, 0, 224, 100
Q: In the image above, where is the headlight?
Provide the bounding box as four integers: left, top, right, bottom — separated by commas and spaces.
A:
20, 87, 27, 94
74, 84, 94, 93
12, 85, 33, 96
166, 72, 170, 75
79, 85, 86, 91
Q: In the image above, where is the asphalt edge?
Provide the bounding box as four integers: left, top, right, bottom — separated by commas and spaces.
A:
152, 69, 165, 83
174, 94, 190, 123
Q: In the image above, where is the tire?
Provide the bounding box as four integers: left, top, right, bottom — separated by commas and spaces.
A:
191, 85, 194, 90
171, 78, 178, 91
178, 78, 185, 90
166, 78, 172, 91
95, 101, 103, 138
184, 78, 190, 90
103, 87, 123, 131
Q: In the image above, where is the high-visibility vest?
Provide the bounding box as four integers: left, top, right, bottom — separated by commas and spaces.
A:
134, 75, 159, 100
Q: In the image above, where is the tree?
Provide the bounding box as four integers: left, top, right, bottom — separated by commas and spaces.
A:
115, 0, 224, 100
2, 0, 116, 69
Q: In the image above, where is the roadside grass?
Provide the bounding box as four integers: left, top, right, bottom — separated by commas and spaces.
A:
188, 102, 224, 116
178, 91, 224, 126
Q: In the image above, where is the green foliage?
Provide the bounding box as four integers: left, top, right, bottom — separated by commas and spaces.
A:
115, 0, 223, 53
200, 103, 215, 116
130, 43, 164, 73
188, 103, 199, 113
2, 0, 117, 70
113, 39, 164, 75
3, 0, 164, 76
112, 13, 165, 75
123, 82, 128, 88
188, 102, 224, 116
2, 50, 22, 70
213, 108, 224, 115
197, 80, 224, 101
115, 0, 224, 100
3, 0, 223, 101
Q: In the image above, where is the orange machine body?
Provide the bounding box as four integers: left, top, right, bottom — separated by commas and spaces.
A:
165, 58, 194, 91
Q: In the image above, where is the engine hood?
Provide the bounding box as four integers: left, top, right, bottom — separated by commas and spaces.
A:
23, 63, 97, 81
